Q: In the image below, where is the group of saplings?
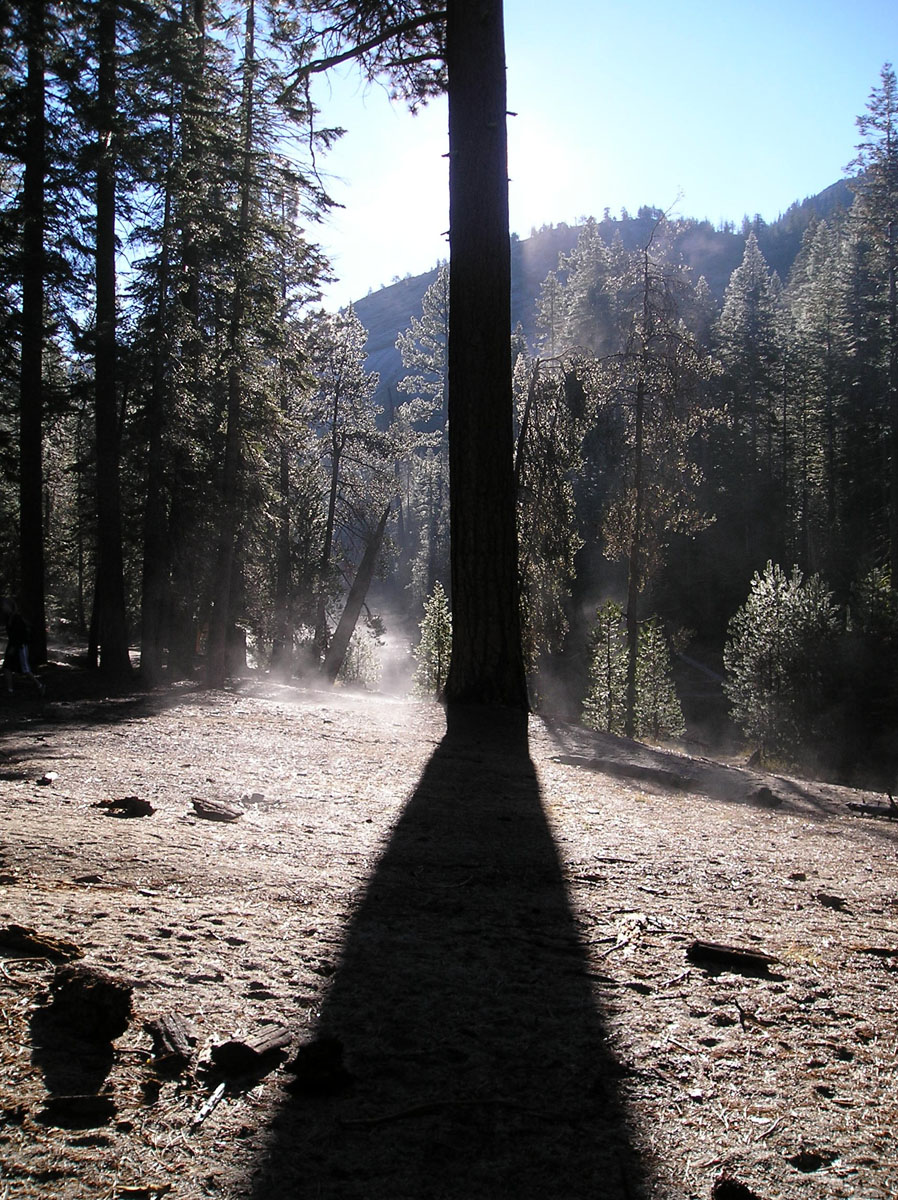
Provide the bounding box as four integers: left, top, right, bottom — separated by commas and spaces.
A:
412, 566, 898, 783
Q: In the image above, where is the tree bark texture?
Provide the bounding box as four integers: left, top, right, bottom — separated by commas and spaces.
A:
19, 0, 48, 663
443, 0, 528, 711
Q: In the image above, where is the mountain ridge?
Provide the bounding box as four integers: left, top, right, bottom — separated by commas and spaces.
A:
351, 178, 855, 410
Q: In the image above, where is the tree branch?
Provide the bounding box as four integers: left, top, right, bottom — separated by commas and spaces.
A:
282, 9, 446, 98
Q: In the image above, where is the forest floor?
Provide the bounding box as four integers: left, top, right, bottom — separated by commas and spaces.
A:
0, 652, 897, 1200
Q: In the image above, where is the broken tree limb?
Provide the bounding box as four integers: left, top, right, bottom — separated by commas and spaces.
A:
191, 1081, 226, 1128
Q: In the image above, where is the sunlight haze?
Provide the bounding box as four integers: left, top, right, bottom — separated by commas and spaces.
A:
311, 0, 896, 309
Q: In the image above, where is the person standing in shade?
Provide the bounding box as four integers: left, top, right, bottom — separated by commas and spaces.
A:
3, 601, 44, 696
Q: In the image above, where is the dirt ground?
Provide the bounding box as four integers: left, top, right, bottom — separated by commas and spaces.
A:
0, 654, 897, 1200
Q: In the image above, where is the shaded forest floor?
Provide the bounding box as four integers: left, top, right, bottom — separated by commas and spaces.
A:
0, 654, 897, 1199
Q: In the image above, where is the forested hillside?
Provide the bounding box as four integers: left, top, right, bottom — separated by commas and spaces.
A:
355, 178, 855, 412
1, 0, 896, 782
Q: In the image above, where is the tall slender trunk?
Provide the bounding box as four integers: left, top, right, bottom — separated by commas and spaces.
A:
313, 409, 343, 654
443, 0, 527, 712
271, 397, 293, 672
206, 0, 254, 686
19, 0, 47, 662
140, 107, 176, 684
887, 213, 898, 578
94, 0, 131, 677
624, 376, 645, 739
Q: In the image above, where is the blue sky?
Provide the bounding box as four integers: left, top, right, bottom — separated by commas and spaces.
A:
309, 0, 896, 308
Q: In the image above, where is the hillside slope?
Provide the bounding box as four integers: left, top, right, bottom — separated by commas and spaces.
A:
351, 179, 854, 407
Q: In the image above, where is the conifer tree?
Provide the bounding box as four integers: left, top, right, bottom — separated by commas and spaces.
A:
724, 561, 839, 761
413, 580, 452, 696
850, 63, 898, 576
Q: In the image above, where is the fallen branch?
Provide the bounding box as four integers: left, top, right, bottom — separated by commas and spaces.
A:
191, 1082, 226, 1128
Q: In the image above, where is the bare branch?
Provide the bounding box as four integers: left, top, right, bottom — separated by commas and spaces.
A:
281, 9, 446, 100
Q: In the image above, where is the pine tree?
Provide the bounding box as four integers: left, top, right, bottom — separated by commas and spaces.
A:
413, 580, 452, 696
635, 618, 685, 741
724, 561, 840, 761
394, 262, 450, 599
582, 600, 628, 734
850, 64, 898, 576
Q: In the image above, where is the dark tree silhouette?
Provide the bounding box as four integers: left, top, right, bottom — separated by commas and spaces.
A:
297, 0, 528, 711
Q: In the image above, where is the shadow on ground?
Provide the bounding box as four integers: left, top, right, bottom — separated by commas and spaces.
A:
247, 707, 649, 1199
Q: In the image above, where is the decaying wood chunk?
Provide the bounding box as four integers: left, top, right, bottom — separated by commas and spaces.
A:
686, 939, 779, 976
145, 1012, 197, 1069
0, 923, 83, 962
191, 797, 244, 822
45, 963, 134, 1041
93, 795, 156, 818
211, 1022, 292, 1075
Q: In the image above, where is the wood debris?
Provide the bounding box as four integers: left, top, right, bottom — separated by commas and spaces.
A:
145, 1012, 197, 1071
686, 940, 780, 977
211, 1021, 292, 1075
191, 1081, 226, 1127
0, 923, 83, 962
191, 797, 244, 822
93, 795, 156, 818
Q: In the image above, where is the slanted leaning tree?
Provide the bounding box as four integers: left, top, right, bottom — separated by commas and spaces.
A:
296, 0, 528, 710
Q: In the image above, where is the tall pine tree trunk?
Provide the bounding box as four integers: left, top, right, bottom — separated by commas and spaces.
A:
140, 114, 175, 684
443, 0, 527, 712
271, 407, 293, 673
19, 0, 47, 663
94, 0, 131, 677
206, 0, 254, 686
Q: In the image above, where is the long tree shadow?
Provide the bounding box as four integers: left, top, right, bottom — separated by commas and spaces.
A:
250, 707, 649, 1199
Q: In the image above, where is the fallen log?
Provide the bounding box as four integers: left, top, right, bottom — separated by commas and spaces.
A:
554, 754, 695, 791
686, 939, 780, 977
847, 801, 898, 820
211, 1022, 292, 1075
0, 924, 83, 962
